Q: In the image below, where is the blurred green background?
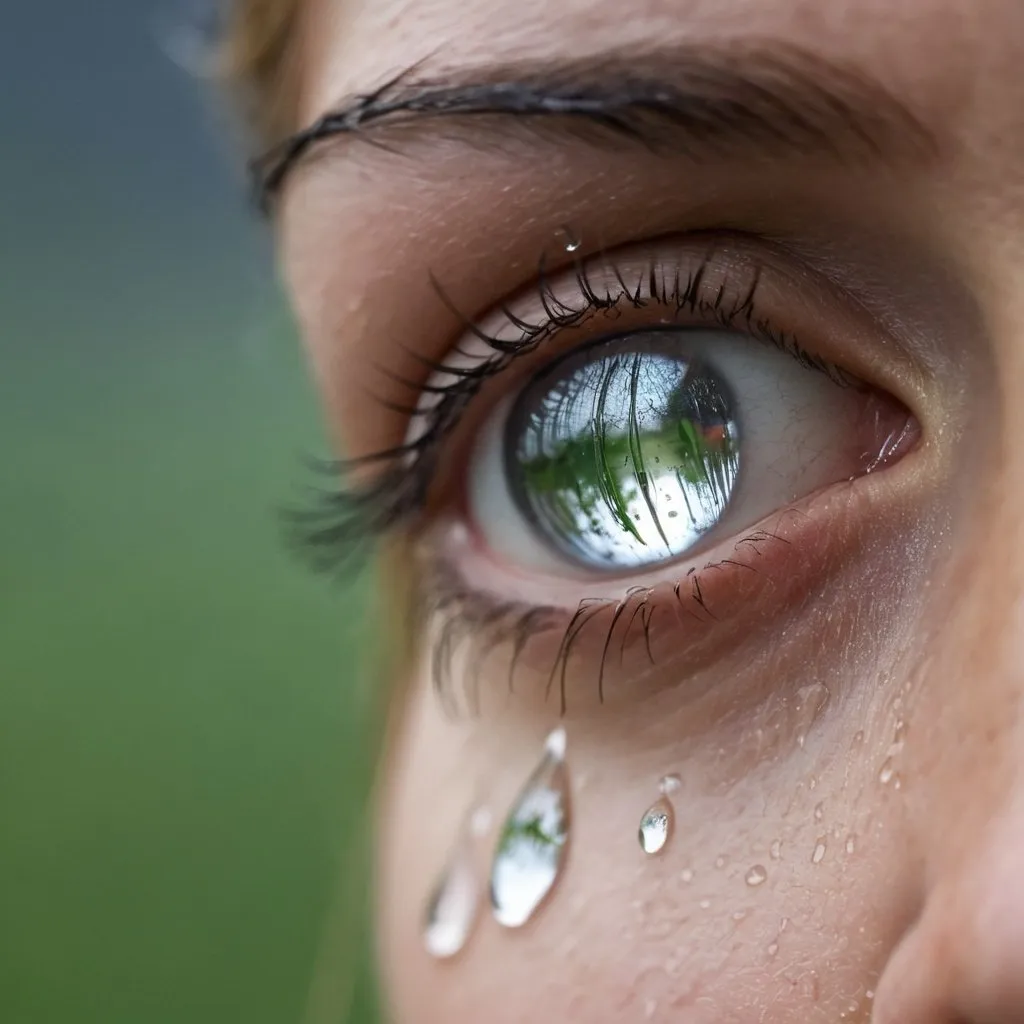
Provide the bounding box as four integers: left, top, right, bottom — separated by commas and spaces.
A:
0, 5, 377, 1021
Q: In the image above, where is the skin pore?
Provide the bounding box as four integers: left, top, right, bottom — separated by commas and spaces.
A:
263, 0, 1024, 1021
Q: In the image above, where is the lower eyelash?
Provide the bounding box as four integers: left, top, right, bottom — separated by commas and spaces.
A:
418, 521, 794, 718
287, 239, 851, 575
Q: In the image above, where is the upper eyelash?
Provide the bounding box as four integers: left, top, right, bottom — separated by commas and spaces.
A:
286, 240, 853, 574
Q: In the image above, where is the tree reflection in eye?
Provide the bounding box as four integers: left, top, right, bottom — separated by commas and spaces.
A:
505, 338, 740, 571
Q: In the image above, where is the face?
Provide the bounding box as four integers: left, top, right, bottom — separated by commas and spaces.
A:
268, 0, 1024, 1020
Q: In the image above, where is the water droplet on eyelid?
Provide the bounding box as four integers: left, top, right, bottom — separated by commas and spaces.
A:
423, 811, 488, 959
878, 758, 895, 785
639, 797, 675, 855
559, 225, 582, 253
745, 864, 768, 887
490, 729, 571, 928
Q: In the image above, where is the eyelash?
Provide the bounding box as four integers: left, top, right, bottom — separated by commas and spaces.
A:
288, 237, 854, 575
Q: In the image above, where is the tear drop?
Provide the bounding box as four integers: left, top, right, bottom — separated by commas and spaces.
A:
639, 796, 674, 855
423, 815, 484, 958
745, 864, 768, 887
490, 728, 571, 928
659, 773, 682, 795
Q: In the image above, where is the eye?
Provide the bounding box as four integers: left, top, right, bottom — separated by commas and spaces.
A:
468, 326, 910, 579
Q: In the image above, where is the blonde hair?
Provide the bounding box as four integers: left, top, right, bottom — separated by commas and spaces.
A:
220, 0, 304, 147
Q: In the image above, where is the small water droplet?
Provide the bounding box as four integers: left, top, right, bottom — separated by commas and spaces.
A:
767, 941, 779, 957
639, 797, 674, 855
490, 728, 571, 928
715, 855, 727, 869
779, 916, 789, 932
808, 776, 818, 791
423, 817, 483, 959
659, 773, 682, 795
558, 226, 582, 253
699, 899, 711, 910
745, 864, 768, 887
878, 758, 895, 785
846, 835, 857, 855
851, 729, 865, 748
814, 802, 824, 822
732, 909, 747, 921
865, 989, 875, 1000
680, 868, 694, 883
812, 839, 827, 864
769, 839, 782, 860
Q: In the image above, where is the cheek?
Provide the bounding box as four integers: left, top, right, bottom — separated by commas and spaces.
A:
377, 662, 917, 1024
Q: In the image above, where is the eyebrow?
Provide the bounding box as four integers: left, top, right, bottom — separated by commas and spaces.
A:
252, 43, 938, 211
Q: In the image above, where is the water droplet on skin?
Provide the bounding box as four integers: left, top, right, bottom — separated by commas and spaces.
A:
812, 840, 827, 864
769, 839, 782, 860
865, 989, 875, 1000
680, 868, 694, 883
732, 909, 747, 921
878, 758, 895, 785
699, 899, 711, 910
808, 776, 818, 791
639, 797, 674, 855
767, 941, 779, 957
490, 728, 571, 928
659, 773, 682, 795
424, 814, 485, 959
715, 855, 727, 869
814, 802, 824, 822
745, 864, 768, 887
846, 835, 857, 855
851, 730, 865, 748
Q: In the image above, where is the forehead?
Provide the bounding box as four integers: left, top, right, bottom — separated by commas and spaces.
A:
298, 0, 1022, 139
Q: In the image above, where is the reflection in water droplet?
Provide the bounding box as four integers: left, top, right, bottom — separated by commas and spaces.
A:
639, 796, 674, 855
423, 817, 483, 959
490, 729, 571, 928
878, 758, 895, 785
745, 864, 768, 887
659, 773, 682, 795
559, 226, 582, 253
812, 840, 827, 864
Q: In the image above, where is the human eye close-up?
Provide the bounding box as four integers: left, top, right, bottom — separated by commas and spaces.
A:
13, 0, 1024, 1022
245, 0, 1024, 1020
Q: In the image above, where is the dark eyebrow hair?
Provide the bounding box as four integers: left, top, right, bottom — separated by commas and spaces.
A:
251, 43, 938, 212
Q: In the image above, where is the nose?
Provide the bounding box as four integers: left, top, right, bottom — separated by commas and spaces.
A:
872, 783, 1024, 1023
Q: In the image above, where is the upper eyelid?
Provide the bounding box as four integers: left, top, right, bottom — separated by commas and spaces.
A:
289, 239, 886, 575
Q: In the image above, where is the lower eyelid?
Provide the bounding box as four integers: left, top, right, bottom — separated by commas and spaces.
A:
414, 464, 912, 720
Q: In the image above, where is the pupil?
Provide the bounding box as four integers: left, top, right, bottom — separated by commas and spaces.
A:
505, 333, 741, 570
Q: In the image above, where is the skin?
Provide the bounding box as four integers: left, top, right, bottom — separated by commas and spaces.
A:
271, 0, 1024, 1021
